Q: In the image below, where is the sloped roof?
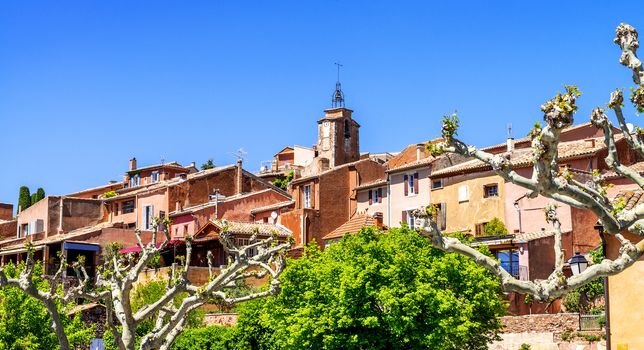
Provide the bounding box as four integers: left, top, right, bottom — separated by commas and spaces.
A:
354, 179, 388, 191
386, 142, 435, 172
603, 161, 644, 179
613, 190, 644, 210
322, 214, 383, 241
470, 229, 572, 247
195, 220, 292, 240
250, 200, 295, 214
432, 136, 609, 178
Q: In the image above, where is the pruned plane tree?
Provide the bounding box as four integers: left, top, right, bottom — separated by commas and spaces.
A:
1, 217, 291, 350
416, 23, 644, 302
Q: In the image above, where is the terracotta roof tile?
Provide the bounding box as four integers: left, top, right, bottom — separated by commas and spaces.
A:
603, 161, 644, 179
614, 190, 644, 210
250, 200, 295, 214
354, 179, 388, 191
432, 136, 609, 178
213, 220, 292, 237
322, 214, 384, 241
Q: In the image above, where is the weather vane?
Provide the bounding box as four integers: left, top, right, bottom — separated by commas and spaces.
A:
332, 62, 345, 108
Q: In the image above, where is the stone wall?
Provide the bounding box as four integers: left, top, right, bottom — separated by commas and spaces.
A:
501, 313, 579, 333
203, 313, 238, 326
492, 314, 605, 350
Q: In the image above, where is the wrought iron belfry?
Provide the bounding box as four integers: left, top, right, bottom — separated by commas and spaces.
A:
332, 62, 345, 108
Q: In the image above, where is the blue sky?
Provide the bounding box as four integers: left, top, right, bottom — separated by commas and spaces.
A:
0, 1, 642, 211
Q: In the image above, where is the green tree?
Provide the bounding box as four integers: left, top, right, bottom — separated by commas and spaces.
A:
201, 159, 215, 170
18, 186, 31, 213
35, 188, 45, 202
272, 171, 293, 190
483, 217, 508, 236
0, 261, 94, 349
236, 226, 505, 350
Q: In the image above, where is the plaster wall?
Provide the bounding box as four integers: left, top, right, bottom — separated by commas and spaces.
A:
430, 172, 505, 234
356, 187, 388, 225
389, 167, 430, 228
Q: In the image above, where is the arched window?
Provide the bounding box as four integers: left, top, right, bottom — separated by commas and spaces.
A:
344, 119, 350, 138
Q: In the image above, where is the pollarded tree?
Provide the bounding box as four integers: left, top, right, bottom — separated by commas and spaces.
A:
2, 218, 290, 350
417, 23, 644, 301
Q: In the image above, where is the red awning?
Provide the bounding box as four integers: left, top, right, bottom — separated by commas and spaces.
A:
119, 240, 184, 254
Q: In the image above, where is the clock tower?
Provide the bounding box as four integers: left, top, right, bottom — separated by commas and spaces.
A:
315, 87, 360, 168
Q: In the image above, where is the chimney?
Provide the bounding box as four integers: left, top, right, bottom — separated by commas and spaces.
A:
190, 161, 196, 168
506, 123, 514, 153
416, 144, 423, 161
317, 157, 330, 172
236, 159, 243, 194
506, 138, 514, 153
373, 212, 384, 228
129, 157, 137, 171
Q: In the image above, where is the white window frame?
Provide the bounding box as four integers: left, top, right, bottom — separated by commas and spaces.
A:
142, 205, 154, 230
458, 185, 469, 203
303, 185, 312, 209
406, 209, 415, 229
130, 174, 140, 187
151, 171, 160, 183
408, 174, 415, 195
371, 189, 380, 205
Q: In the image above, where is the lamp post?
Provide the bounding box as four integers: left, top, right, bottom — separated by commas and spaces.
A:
569, 252, 589, 276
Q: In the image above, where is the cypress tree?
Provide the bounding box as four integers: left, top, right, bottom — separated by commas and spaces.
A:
35, 188, 45, 202
31, 193, 38, 205
18, 186, 31, 213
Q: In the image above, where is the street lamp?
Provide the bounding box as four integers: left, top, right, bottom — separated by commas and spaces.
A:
569, 252, 589, 276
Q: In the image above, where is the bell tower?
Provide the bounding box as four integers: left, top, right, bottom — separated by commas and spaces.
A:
316, 64, 360, 168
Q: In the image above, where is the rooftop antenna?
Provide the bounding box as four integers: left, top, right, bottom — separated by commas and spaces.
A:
232, 148, 247, 162
507, 123, 513, 139
160, 156, 166, 165
332, 62, 345, 108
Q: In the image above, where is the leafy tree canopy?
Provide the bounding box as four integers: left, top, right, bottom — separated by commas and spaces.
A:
272, 171, 293, 190
201, 159, 215, 170
483, 217, 508, 236
235, 226, 506, 350
0, 261, 94, 350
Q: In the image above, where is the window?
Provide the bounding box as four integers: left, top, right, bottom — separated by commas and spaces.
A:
496, 249, 520, 277
404, 173, 419, 196
475, 222, 488, 236
159, 211, 166, 231
151, 171, 160, 183
434, 203, 447, 231
458, 185, 469, 202
368, 188, 383, 205
122, 200, 135, 214
130, 174, 140, 187
344, 119, 350, 138
237, 238, 258, 257
431, 179, 443, 190
20, 223, 29, 237
484, 184, 499, 198
184, 224, 189, 236
142, 205, 154, 230
113, 203, 119, 215
405, 210, 415, 229
302, 185, 312, 208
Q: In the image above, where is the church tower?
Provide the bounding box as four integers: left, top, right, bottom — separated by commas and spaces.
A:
315, 67, 360, 168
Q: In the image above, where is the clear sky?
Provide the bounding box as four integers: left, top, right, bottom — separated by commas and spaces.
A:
1, 1, 642, 211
